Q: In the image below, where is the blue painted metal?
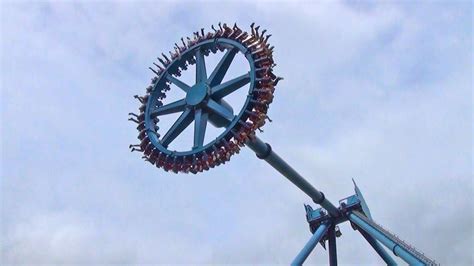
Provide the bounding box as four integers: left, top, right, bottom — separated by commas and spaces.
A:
144, 38, 256, 157
350, 181, 397, 264
195, 49, 207, 83
207, 99, 233, 128
328, 224, 337, 266
151, 98, 186, 116
185, 83, 208, 106
193, 108, 208, 149
356, 224, 398, 265
246, 137, 340, 217
302, 188, 439, 265
208, 48, 238, 87
166, 74, 190, 92
352, 179, 372, 219
301, 181, 438, 264
133, 24, 437, 265
304, 204, 326, 223
211, 73, 251, 99
161, 109, 194, 147
291, 222, 330, 266
339, 194, 360, 209
349, 211, 427, 265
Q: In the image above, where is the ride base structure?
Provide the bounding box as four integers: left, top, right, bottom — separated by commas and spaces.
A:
129, 23, 438, 265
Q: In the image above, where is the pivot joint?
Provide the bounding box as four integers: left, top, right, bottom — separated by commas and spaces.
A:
256, 142, 272, 159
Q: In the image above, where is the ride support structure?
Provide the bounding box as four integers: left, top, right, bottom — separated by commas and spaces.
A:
248, 137, 437, 265
129, 23, 437, 265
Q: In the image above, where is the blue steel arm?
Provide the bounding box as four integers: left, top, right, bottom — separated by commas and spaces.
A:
291, 222, 330, 266
328, 224, 337, 266
246, 137, 340, 217
356, 224, 398, 265
348, 211, 434, 265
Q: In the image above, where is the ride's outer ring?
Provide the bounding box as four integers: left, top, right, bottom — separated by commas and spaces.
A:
145, 38, 256, 158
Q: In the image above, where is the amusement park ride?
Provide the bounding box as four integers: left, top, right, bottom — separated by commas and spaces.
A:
129, 23, 437, 265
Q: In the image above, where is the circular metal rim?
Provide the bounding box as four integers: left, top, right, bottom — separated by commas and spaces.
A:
144, 38, 256, 157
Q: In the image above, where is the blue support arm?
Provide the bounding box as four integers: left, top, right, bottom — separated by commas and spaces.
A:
356, 224, 398, 265
348, 211, 435, 265
247, 137, 340, 217
328, 224, 337, 266
291, 222, 330, 266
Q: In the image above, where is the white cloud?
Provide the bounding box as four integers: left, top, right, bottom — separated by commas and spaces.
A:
3, 212, 135, 264
1, 1, 472, 265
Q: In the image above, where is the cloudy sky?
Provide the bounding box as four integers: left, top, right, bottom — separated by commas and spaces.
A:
1, 1, 472, 265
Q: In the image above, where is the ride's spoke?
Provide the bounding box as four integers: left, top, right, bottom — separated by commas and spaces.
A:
193, 109, 208, 149
208, 48, 238, 87
166, 74, 191, 92
161, 109, 193, 147
206, 99, 234, 121
151, 99, 186, 117
211, 72, 250, 99
195, 49, 207, 83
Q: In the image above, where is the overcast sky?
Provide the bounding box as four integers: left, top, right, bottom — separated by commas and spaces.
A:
1, 1, 472, 265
